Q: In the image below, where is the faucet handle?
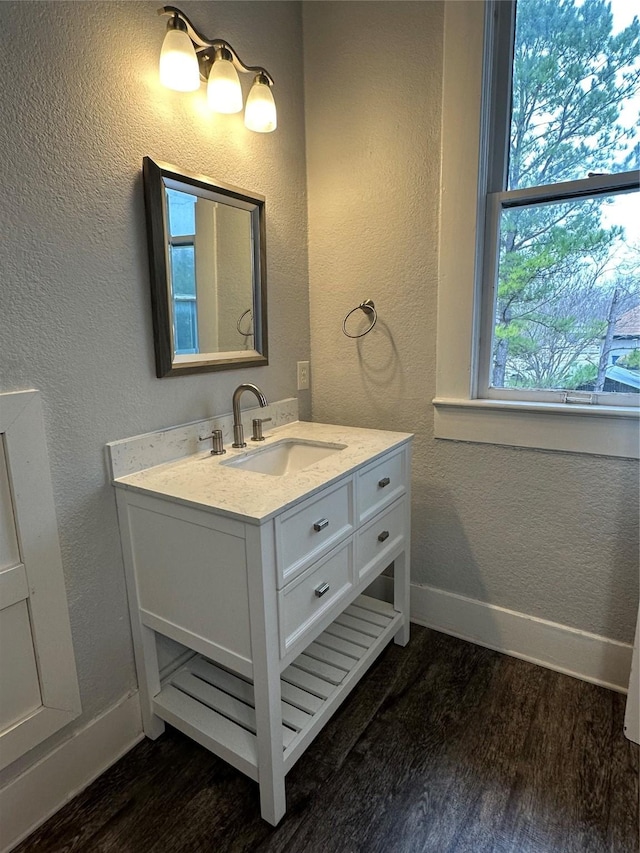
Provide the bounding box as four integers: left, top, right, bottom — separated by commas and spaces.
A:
251, 417, 272, 442
199, 429, 226, 455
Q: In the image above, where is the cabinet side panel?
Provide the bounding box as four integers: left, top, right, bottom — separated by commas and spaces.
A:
128, 506, 252, 661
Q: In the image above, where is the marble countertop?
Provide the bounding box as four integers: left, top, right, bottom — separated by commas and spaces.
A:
113, 420, 413, 524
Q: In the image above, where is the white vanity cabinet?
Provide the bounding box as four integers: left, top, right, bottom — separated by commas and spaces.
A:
114, 428, 411, 825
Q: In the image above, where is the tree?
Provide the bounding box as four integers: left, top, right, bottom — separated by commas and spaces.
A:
492, 0, 640, 391
498, 268, 610, 389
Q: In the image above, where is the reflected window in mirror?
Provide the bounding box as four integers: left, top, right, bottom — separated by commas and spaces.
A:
143, 157, 268, 377
166, 189, 198, 354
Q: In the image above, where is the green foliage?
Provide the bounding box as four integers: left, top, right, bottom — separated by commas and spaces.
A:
617, 349, 640, 370
507, 362, 598, 390
563, 364, 598, 389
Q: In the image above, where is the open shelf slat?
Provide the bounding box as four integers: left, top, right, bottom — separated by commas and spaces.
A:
312, 631, 368, 660
189, 657, 312, 732
333, 612, 385, 638
153, 596, 401, 777
322, 620, 375, 648
343, 603, 391, 628
303, 641, 360, 671
153, 685, 259, 779
293, 653, 348, 686
281, 664, 335, 699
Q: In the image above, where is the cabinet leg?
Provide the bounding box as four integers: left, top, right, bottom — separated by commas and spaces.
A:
138, 624, 165, 739
246, 523, 287, 825
393, 550, 411, 647
116, 492, 165, 740
258, 771, 287, 825
253, 660, 286, 824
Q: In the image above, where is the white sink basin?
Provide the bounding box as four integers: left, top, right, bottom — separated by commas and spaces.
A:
222, 439, 346, 476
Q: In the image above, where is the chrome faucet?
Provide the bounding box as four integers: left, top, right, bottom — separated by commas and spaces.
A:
232, 383, 268, 448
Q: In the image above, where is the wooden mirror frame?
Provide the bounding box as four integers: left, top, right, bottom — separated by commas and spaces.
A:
142, 157, 268, 377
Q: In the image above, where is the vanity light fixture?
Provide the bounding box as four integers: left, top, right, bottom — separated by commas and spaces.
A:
157, 5, 277, 132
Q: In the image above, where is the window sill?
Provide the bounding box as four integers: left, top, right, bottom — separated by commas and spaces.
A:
432, 397, 639, 458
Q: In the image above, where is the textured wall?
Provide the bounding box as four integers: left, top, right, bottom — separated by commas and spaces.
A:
303, 2, 639, 643
0, 0, 309, 784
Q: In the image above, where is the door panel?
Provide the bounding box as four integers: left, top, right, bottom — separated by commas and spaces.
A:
0, 391, 80, 771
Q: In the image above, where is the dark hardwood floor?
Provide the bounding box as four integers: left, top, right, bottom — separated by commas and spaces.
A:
17, 627, 638, 853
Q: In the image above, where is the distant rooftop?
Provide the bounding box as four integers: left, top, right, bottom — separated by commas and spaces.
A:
605, 364, 640, 390
614, 305, 640, 337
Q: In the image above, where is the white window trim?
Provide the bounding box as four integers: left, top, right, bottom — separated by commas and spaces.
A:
434, 0, 639, 459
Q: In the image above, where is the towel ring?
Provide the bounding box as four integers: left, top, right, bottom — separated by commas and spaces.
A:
236, 308, 253, 338
342, 299, 377, 338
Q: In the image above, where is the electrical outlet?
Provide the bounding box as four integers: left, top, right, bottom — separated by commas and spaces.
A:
297, 360, 310, 390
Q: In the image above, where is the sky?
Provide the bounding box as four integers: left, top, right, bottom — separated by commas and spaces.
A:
609, 0, 638, 32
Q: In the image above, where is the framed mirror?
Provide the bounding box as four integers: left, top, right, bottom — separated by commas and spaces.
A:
142, 157, 268, 377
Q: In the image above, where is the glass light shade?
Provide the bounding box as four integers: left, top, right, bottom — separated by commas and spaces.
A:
244, 80, 277, 133
207, 59, 243, 114
159, 28, 200, 92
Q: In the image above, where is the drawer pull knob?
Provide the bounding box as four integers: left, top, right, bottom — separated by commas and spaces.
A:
313, 518, 329, 532
315, 582, 330, 598
378, 530, 390, 542
378, 477, 391, 488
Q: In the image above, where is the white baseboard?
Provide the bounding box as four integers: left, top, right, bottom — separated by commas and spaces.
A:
370, 577, 633, 693
0, 691, 143, 853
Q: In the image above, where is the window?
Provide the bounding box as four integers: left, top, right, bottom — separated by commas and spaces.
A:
169, 243, 198, 355
434, 0, 640, 458
166, 188, 198, 355
481, 0, 639, 407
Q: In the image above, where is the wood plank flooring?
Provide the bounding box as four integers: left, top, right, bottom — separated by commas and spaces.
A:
16, 627, 638, 853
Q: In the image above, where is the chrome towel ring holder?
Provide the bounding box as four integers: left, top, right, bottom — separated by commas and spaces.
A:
342, 299, 377, 338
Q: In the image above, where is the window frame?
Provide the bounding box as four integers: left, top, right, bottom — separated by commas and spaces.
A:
479, 177, 640, 409
480, 0, 639, 409
433, 0, 639, 459
167, 237, 199, 356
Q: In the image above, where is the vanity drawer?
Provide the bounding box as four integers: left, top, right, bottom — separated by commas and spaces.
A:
278, 539, 354, 657
357, 447, 407, 524
356, 498, 406, 582
275, 478, 354, 587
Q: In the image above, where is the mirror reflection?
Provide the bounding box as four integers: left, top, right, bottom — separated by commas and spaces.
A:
143, 158, 268, 377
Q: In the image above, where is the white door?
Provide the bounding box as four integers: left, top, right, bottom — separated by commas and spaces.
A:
0, 391, 80, 770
